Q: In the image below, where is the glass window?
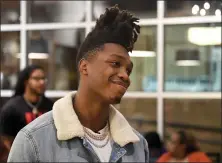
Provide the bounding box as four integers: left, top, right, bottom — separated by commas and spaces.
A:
129, 26, 157, 92
164, 23, 221, 92
92, 0, 157, 21
1, 1, 20, 24
1, 32, 20, 90
118, 98, 157, 134
27, 1, 86, 23
165, 1, 222, 17
164, 99, 221, 155
27, 29, 85, 90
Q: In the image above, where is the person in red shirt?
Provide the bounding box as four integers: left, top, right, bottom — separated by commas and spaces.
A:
157, 130, 211, 163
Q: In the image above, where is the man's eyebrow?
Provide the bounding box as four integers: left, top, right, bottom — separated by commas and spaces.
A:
110, 53, 133, 68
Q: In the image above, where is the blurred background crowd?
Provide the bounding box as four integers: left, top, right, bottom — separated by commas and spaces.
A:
0, 0, 221, 162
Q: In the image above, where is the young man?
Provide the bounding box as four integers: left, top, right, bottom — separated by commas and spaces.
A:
0, 65, 53, 158
8, 5, 149, 162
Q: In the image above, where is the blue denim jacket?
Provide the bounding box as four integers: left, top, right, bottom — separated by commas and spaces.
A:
8, 92, 149, 162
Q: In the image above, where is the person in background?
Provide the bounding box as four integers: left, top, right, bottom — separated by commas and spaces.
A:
0, 52, 10, 89
157, 130, 212, 163
0, 137, 8, 162
7, 5, 149, 162
144, 131, 166, 162
0, 65, 53, 159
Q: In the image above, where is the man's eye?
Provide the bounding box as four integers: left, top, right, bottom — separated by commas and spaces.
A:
111, 62, 120, 67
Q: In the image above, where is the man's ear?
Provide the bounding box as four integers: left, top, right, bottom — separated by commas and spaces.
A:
79, 59, 88, 75
24, 80, 28, 87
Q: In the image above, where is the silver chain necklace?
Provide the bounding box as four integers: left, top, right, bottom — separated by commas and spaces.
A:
84, 133, 110, 148
83, 123, 110, 148
83, 125, 109, 141
23, 96, 42, 115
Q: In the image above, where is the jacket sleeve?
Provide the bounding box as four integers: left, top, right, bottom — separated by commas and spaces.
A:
143, 137, 149, 163
7, 129, 38, 162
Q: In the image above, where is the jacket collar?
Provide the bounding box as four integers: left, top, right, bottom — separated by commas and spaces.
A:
52, 91, 139, 147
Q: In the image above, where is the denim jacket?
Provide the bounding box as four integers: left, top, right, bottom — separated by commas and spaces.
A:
8, 92, 149, 162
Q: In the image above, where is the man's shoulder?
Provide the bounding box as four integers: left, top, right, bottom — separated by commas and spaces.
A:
22, 111, 55, 135
131, 128, 148, 148
132, 128, 145, 140
1, 96, 23, 111
130, 128, 149, 161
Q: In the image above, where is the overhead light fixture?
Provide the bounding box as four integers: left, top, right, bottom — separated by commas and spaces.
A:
28, 53, 48, 59
204, 2, 210, 10
129, 50, 156, 57
27, 33, 49, 59
175, 49, 200, 66
176, 60, 200, 66
192, 5, 199, 15
188, 27, 221, 46
200, 9, 206, 16
16, 53, 49, 59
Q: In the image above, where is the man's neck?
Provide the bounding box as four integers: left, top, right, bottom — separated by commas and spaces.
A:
73, 87, 110, 133
23, 92, 40, 103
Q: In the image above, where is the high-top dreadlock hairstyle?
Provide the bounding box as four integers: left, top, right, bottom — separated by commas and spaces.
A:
13, 65, 44, 97
76, 4, 140, 71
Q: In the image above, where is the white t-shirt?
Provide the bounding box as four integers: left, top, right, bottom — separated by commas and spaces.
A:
84, 125, 113, 162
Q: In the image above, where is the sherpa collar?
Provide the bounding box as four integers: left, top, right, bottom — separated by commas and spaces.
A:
52, 92, 139, 147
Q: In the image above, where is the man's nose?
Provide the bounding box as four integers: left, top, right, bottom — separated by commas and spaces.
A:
117, 68, 130, 85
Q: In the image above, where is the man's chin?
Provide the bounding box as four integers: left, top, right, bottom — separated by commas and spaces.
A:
109, 95, 123, 104
35, 91, 45, 96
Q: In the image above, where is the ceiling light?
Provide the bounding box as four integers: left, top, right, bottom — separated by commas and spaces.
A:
188, 27, 221, 46
176, 60, 200, 66
28, 53, 49, 59
192, 5, 199, 15
215, 9, 221, 16
175, 49, 200, 66
7, 11, 19, 22
204, 2, 210, 10
16, 53, 49, 59
129, 50, 156, 57
200, 9, 206, 16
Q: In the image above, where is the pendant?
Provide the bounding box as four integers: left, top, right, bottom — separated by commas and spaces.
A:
32, 107, 38, 115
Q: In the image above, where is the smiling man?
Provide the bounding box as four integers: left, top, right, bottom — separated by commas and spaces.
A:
8, 5, 149, 162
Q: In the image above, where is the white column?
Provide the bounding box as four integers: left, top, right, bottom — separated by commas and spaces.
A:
85, 1, 92, 36
20, 1, 27, 69
157, 0, 165, 139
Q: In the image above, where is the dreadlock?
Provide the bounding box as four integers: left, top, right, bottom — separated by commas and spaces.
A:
13, 65, 44, 97
76, 4, 140, 71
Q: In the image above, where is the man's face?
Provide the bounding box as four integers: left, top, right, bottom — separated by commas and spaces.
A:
80, 43, 133, 104
26, 69, 47, 96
